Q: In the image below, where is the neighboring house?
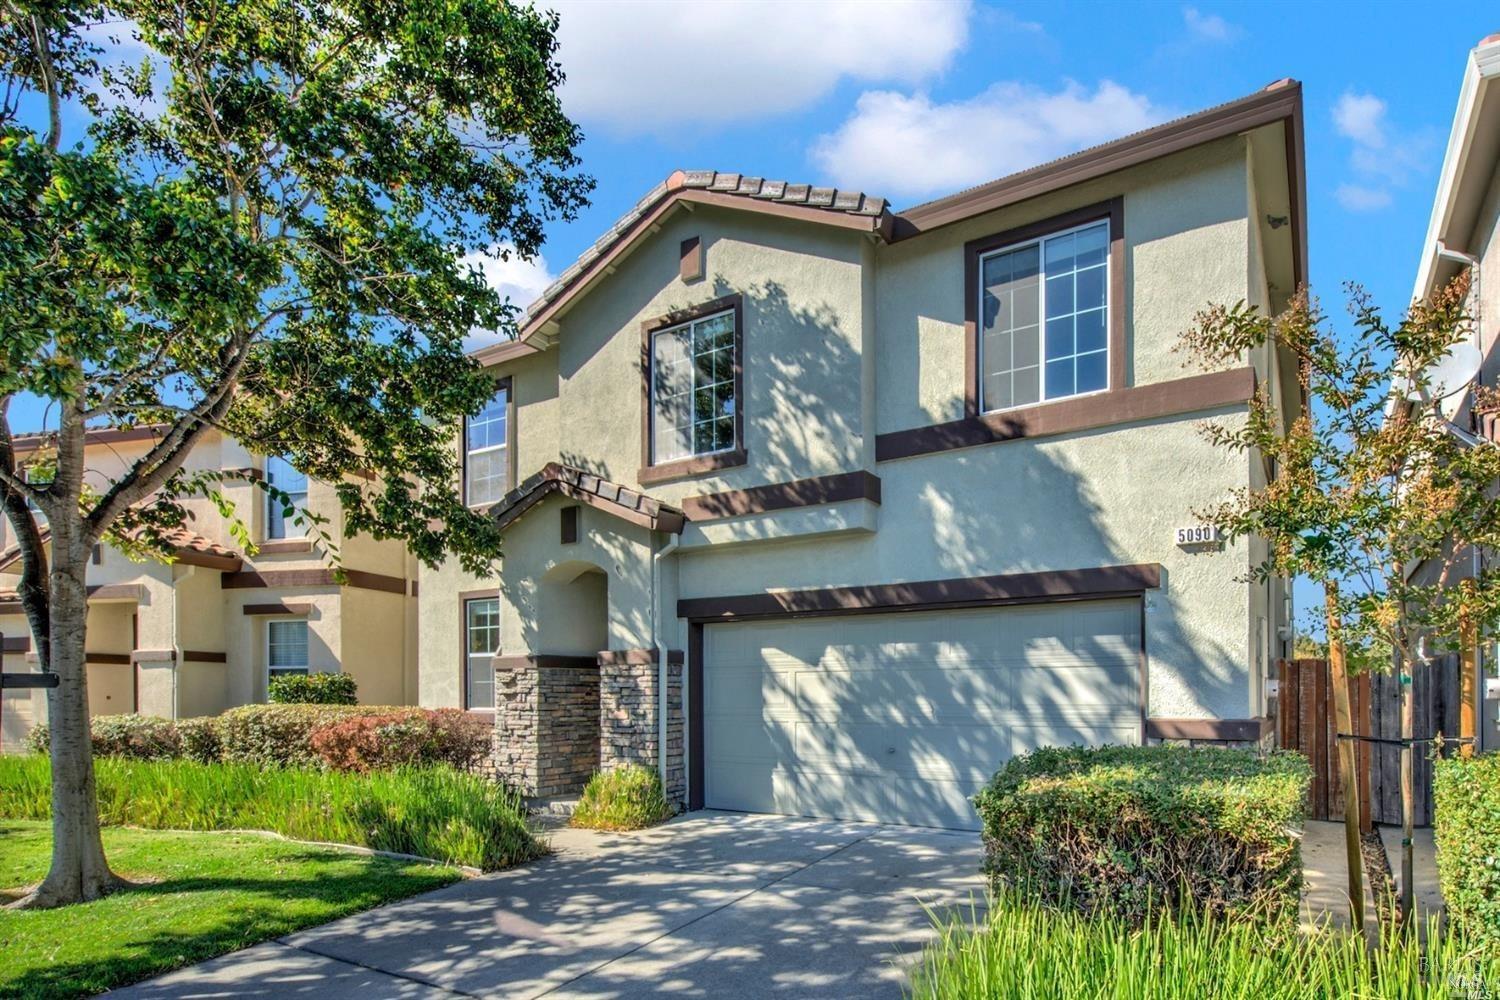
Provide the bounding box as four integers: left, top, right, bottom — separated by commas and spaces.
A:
0, 427, 419, 751
1407, 31, 1500, 754
419, 79, 1308, 831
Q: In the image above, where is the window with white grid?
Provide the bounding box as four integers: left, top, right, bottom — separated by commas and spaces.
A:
650, 310, 736, 464
267, 619, 309, 677
465, 384, 509, 507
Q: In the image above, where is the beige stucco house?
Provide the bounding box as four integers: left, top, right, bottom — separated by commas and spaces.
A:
0, 427, 418, 750
1407, 31, 1500, 753
419, 81, 1309, 830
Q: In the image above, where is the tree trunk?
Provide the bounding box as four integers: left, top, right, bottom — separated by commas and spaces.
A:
9, 530, 127, 909
1460, 612, 1478, 760
1324, 589, 1365, 930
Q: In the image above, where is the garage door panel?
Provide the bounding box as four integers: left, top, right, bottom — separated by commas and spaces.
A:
704, 600, 1141, 830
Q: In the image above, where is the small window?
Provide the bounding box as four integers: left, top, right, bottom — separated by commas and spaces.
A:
650, 309, 737, 464
464, 597, 500, 709
265, 456, 308, 540
979, 219, 1109, 412
267, 619, 309, 677
465, 384, 510, 507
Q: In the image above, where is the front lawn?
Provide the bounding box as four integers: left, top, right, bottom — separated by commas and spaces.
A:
0, 819, 462, 999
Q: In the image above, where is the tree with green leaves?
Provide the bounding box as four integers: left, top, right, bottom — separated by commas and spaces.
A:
1182, 276, 1500, 926
1, 0, 589, 908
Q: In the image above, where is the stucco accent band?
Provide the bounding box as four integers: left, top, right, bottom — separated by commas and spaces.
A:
241, 602, 314, 616
129, 649, 175, 663
681, 471, 882, 522
678, 563, 1162, 622
875, 367, 1256, 462
1145, 717, 1273, 742
596, 648, 686, 666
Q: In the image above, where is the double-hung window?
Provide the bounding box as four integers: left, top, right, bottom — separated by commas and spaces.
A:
979, 219, 1109, 412
465, 383, 510, 507
267, 619, 309, 677
265, 456, 307, 540
464, 597, 500, 710
649, 308, 737, 464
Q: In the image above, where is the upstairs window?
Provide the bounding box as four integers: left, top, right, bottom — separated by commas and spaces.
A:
22, 467, 49, 523
465, 382, 510, 507
265, 456, 308, 540
979, 219, 1109, 412
649, 308, 737, 464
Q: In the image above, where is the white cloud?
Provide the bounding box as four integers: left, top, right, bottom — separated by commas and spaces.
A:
1182, 7, 1239, 42
1335, 183, 1393, 212
547, 0, 971, 135
809, 81, 1169, 201
460, 244, 555, 351
1331, 90, 1430, 213
1333, 92, 1388, 149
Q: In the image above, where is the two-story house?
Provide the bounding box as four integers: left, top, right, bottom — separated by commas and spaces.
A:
1408, 31, 1500, 754
0, 427, 419, 750
418, 81, 1307, 830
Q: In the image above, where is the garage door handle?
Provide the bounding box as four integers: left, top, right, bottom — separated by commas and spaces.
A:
886, 747, 896, 754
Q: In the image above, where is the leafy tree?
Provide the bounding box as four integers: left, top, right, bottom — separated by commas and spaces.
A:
0, 0, 589, 907
1183, 277, 1500, 925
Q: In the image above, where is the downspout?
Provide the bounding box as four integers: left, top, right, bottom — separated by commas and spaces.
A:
651, 533, 680, 789
172, 566, 193, 720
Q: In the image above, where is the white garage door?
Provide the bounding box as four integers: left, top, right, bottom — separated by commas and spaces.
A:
703, 599, 1141, 830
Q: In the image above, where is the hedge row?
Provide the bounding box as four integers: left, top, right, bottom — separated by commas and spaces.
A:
0, 755, 541, 871
974, 744, 1310, 924
26, 705, 491, 773
1433, 751, 1500, 947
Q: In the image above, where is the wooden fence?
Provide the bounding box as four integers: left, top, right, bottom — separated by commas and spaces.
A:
1276, 658, 1371, 829
1367, 653, 1462, 828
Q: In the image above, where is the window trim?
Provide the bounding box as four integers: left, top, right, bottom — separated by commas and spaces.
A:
462, 376, 515, 509
265, 617, 310, 680
459, 589, 500, 713
638, 294, 746, 486
964, 198, 1124, 421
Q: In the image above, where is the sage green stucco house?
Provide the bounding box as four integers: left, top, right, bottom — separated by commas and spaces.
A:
418, 80, 1308, 829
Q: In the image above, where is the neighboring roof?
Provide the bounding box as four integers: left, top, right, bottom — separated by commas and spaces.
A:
1411, 33, 1500, 303
490, 462, 685, 535
11, 424, 167, 455
0, 524, 242, 574
476, 80, 1305, 367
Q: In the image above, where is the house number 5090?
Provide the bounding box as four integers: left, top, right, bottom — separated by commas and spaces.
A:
1175, 525, 1220, 546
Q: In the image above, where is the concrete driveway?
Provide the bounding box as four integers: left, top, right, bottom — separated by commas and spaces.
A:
116, 811, 984, 999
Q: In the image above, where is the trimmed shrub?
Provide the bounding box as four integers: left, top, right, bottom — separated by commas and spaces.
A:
216, 704, 398, 767
268, 671, 358, 705
1433, 751, 1500, 947
309, 709, 491, 773
974, 745, 1310, 924
0, 755, 545, 871
571, 765, 675, 831
176, 716, 224, 764
25, 715, 181, 760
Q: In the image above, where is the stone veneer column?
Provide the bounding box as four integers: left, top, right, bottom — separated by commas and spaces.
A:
491, 658, 602, 798
599, 652, 685, 806
491, 665, 539, 793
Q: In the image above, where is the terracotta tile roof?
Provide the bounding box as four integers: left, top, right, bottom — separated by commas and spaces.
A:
491, 462, 685, 535
0, 523, 242, 573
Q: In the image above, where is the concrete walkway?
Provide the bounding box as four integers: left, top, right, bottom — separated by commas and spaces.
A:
1299, 820, 1375, 931
115, 811, 984, 999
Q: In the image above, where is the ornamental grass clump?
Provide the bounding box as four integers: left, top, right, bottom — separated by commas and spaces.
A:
571, 765, 676, 831
908, 893, 1494, 1000
1433, 751, 1500, 947
0, 755, 544, 872
974, 744, 1310, 924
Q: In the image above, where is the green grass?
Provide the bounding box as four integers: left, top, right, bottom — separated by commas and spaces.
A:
0, 756, 547, 871
0, 819, 461, 999
907, 894, 1500, 999
570, 765, 675, 831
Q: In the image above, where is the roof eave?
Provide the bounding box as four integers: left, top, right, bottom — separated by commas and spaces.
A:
1412, 37, 1500, 303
